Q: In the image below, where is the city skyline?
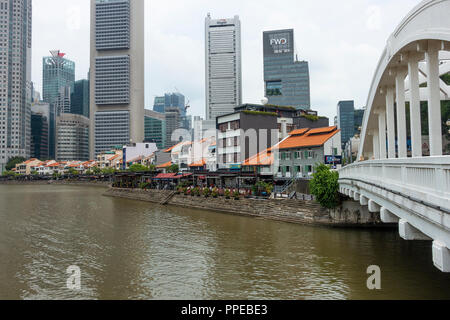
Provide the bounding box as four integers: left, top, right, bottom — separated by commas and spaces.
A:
30, 0, 422, 123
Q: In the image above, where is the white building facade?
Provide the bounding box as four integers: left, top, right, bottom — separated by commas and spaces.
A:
205, 14, 242, 121
0, 0, 32, 173
90, 0, 145, 158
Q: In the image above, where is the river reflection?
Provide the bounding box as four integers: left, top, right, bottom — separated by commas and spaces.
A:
0, 185, 449, 300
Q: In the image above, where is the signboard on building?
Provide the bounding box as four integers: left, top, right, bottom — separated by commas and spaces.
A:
324, 155, 342, 165
263, 29, 294, 56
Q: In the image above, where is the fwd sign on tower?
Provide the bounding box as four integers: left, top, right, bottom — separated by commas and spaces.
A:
264, 29, 293, 56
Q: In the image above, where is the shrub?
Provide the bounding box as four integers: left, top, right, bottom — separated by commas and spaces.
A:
203, 187, 211, 198
224, 189, 231, 199
211, 188, 218, 198
129, 164, 149, 172
233, 190, 240, 200
309, 164, 340, 209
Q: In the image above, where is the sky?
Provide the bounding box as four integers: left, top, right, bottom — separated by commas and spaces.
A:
31, 0, 421, 122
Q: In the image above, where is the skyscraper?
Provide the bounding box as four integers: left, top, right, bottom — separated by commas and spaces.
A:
144, 109, 166, 150
71, 79, 90, 118
0, 0, 32, 172
152, 92, 186, 116
42, 50, 75, 159
263, 29, 310, 110
56, 114, 90, 161
90, 0, 145, 158
337, 100, 355, 149
205, 14, 242, 120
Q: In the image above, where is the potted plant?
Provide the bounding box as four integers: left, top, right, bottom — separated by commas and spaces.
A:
211, 188, 218, 198
203, 187, 211, 198
233, 190, 240, 200
224, 189, 231, 199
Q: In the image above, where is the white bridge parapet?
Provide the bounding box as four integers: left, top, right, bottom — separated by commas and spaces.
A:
339, 156, 450, 272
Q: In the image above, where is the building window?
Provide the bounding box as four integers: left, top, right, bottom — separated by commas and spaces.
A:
266, 80, 282, 96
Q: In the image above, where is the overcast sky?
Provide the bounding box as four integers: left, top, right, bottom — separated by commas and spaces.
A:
32, 0, 420, 121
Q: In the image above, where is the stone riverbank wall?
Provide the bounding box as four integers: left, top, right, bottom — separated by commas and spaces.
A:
105, 188, 391, 228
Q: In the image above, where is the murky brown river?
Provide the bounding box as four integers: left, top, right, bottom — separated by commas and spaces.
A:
0, 185, 449, 300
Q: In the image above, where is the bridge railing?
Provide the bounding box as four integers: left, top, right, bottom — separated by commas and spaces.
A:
339, 156, 450, 212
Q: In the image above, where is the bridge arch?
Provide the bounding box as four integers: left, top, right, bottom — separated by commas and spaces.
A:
340, 0, 450, 272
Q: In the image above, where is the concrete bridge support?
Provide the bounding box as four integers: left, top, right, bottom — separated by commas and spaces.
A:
380, 207, 399, 223
399, 219, 432, 241
433, 241, 450, 272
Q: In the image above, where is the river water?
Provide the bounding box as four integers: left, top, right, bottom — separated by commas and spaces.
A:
0, 184, 449, 300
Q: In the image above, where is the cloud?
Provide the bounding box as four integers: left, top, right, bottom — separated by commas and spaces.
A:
366, 5, 382, 31
31, 0, 419, 122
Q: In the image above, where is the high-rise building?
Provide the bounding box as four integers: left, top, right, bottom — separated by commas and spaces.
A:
263, 29, 310, 110
354, 109, 365, 136
90, 0, 145, 158
153, 96, 166, 114
144, 109, 166, 150
56, 113, 90, 161
0, 0, 32, 173
71, 79, 90, 118
31, 101, 50, 160
337, 100, 355, 149
42, 50, 75, 159
31, 112, 49, 160
165, 107, 181, 148
205, 14, 242, 120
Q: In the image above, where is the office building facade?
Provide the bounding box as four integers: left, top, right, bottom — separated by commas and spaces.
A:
144, 109, 166, 150
337, 100, 355, 149
165, 107, 181, 148
42, 50, 75, 159
205, 14, 242, 120
71, 79, 90, 118
263, 29, 310, 110
90, 0, 145, 158
0, 0, 32, 172
56, 113, 89, 161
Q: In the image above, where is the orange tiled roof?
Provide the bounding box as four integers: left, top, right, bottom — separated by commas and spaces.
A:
288, 128, 309, 136
277, 126, 339, 150
156, 161, 172, 168
24, 158, 38, 164
243, 126, 340, 166
108, 154, 120, 161
189, 159, 206, 167
164, 141, 192, 153
47, 163, 60, 168
242, 149, 274, 166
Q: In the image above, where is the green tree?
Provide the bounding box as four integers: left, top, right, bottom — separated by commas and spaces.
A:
2, 170, 17, 177
92, 167, 101, 175
6, 156, 26, 171
101, 167, 116, 175
167, 164, 179, 173
129, 164, 149, 172
68, 168, 79, 176
309, 164, 340, 209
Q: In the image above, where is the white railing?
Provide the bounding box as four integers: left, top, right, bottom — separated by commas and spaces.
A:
339, 156, 450, 211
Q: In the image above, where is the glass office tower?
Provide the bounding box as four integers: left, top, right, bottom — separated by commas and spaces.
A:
263, 29, 310, 110
337, 100, 355, 149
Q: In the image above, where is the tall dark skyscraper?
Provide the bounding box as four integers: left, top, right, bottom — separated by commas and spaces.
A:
263, 29, 310, 110
71, 79, 90, 118
337, 100, 355, 149
0, 0, 32, 172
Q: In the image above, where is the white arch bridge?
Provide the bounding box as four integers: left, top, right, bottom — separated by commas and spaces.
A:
339, 0, 450, 272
